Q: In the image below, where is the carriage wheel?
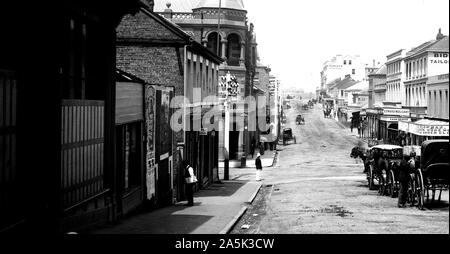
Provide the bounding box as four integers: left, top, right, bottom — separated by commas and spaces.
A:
368, 165, 375, 190
415, 169, 425, 210
389, 170, 397, 198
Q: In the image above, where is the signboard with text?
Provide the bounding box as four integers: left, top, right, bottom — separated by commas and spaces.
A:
428, 52, 449, 76
409, 124, 449, 137
380, 117, 411, 122
383, 108, 410, 117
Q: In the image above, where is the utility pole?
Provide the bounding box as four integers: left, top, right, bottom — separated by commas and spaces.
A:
220, 71, 239, 180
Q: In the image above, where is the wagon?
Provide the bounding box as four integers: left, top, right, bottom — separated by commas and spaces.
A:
282, 128, 296, 145
296, 114, 305, 125
412, 140, 449, 210
366, 144, 403, 193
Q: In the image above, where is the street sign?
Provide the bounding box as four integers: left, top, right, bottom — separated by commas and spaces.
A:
200, 128, 208, 135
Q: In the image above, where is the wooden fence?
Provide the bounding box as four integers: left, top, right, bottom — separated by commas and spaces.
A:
0, 69, 19, 228
61, 100, 106, 211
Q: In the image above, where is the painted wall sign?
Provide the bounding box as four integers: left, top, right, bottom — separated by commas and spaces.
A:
145, 85, 156, 200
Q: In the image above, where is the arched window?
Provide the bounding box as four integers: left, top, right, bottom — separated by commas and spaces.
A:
226, 34, 241, 66
207, 32, 222, 56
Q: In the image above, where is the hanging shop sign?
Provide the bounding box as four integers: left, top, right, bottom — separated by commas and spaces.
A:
409, 124, 449, 137
380, 117, 411, 122
382, 108, 410, 117
400, 121, 449, 136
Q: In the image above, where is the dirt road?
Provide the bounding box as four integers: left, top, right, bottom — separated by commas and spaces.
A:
231, 102, 449, 234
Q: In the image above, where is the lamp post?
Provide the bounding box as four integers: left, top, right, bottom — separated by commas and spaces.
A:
220, 71, 239, 180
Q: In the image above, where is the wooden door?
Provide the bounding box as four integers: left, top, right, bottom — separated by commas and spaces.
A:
0, 69, 21, 231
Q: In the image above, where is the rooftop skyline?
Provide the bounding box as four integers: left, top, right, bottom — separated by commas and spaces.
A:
244, 0, 449, 92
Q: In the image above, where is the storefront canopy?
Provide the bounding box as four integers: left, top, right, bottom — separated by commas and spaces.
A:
399, 119, 449, 137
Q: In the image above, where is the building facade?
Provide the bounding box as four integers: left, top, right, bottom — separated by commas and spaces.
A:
321, 55, 366, 90
116, 3, 222, 206
0, 0, 143, 233
386, 49, 407, 105
154, 0, 260, 161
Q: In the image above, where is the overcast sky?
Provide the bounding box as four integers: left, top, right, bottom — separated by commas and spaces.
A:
243, 0, 449, 92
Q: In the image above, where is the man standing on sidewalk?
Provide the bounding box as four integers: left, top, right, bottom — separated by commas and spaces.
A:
255, 153, 262, 181
183, 160, 197, 206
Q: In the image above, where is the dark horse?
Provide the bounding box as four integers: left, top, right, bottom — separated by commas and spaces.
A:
350, 146, 368, 172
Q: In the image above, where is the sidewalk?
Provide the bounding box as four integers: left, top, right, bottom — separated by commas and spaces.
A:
219, 149, 278, 168
88, 180, 262, 234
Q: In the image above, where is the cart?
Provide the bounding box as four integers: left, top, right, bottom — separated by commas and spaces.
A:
413, 140, 449, 210
366, 145, 403, 192
282, 128, 296, 145
296, 114, 305, 125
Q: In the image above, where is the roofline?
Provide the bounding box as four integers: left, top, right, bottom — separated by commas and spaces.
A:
192, 7, 247, 13
139, 6, 224, 64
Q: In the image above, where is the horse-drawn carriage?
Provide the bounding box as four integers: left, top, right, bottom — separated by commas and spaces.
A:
412, 140, 449, 210
323, 108, 332, 118
282, 128, 296, 145
366, 145, 403, 193
296, 114, 305, 125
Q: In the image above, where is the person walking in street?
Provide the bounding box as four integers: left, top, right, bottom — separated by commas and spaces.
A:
398, 155, 412, 208
255, 153, 262, 181
183, 160, 197, 206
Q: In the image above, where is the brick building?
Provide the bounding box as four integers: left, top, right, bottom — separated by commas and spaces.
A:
116, 2, 223, 205
154, 0, 259, 161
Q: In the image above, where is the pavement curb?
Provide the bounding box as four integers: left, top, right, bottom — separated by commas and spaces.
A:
219, 206, 248, 234
219, 182, 262, 234
246, 182, 263, 204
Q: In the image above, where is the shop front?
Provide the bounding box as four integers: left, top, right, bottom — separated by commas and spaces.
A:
399, 119, 449, 146
378, 108, 411, 145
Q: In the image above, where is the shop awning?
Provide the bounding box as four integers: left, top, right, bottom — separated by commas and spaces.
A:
399, 119, 449, 137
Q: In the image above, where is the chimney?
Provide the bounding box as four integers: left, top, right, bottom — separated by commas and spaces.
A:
164, 2, 173, 19
436, 28, 445, 40
146, 0, 155, 12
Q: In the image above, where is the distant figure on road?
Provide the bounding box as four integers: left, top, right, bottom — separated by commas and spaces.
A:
183, 160, 197, 206
255, 153, 262, 181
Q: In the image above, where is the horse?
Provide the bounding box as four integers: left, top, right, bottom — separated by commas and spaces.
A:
350, 146, 368, 172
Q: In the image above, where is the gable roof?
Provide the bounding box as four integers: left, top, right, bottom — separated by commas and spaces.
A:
118, 6, 223, 63
406, 36, 449, 58
345, 81, 369, 91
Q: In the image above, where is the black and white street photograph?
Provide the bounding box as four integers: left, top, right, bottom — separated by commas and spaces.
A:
0, 0, 449, 244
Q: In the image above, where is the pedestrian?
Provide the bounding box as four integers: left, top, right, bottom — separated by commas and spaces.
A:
378, 151, 389, 195
250, 137, 256, 158
183, 160, 197, 206
255, 153, 262, 181
398, 155, 411, 208
350, 121, 353, 133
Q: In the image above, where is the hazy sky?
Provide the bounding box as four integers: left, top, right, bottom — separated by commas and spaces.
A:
243, 0, 449, 92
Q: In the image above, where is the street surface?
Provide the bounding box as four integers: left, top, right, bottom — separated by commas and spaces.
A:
231, 101, 449, 234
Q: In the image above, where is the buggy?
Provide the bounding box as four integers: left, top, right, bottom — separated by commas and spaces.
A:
412, 140, 449, 210
366, 145, 403, 194
282, 128, 296, 145
296, 114, 305, 125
